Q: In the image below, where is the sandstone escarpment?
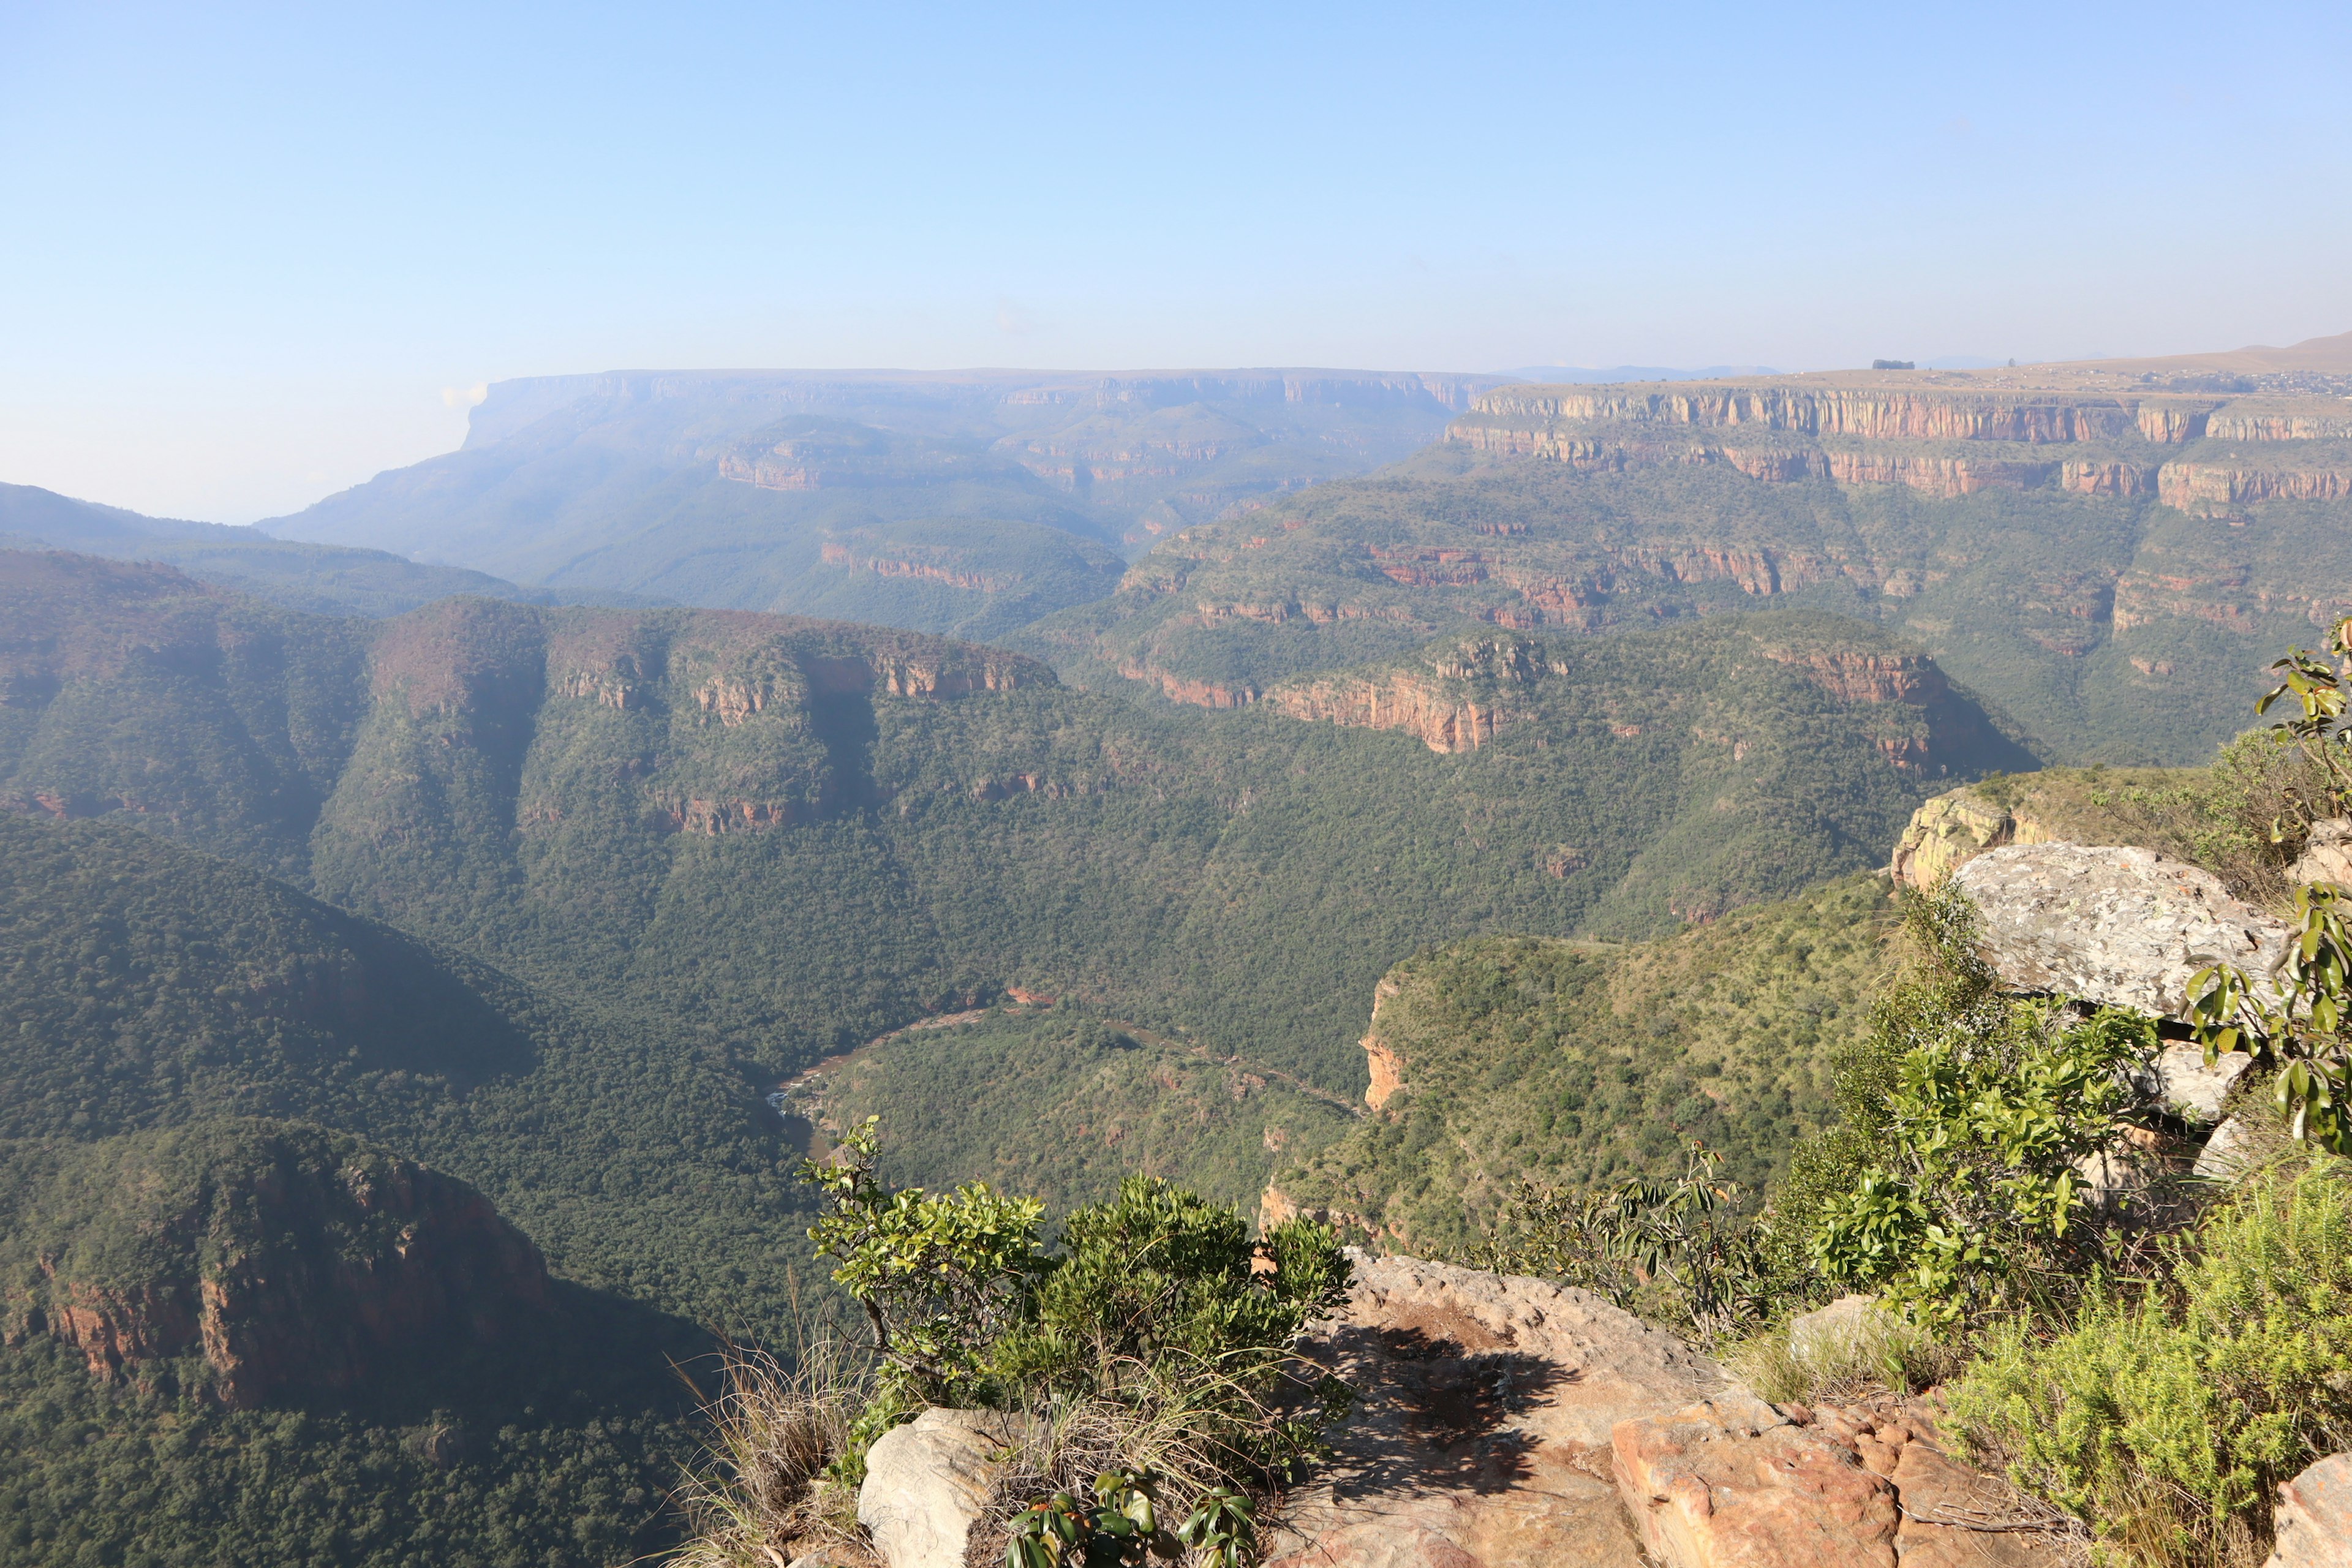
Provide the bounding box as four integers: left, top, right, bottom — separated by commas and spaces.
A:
1, 1120, 549, 1408
1453, 375, 2352, 509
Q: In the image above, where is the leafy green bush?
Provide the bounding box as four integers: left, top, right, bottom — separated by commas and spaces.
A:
799, 1123, 1352, 1516
1771, 884, 2154, 1326
1951, 1155, 2352, 1566
802, 1116, 1047, 1409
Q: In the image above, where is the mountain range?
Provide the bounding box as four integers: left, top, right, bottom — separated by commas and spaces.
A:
5, 330, 2348, 1563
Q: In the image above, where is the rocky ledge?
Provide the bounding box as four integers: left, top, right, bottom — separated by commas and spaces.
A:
859, 1255, 2075, 1568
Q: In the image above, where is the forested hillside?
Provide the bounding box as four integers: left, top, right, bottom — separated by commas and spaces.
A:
1264, 874, 1899, 1256
1, 549, 2021, 1092
1025, 367, 2352, 764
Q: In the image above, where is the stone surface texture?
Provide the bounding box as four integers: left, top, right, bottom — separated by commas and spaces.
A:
1262, 1252, 1759, 1568
1786, 1295, 1882, 1370
1613, 1391, 2075, 1568
2139, 1042, 2255, 1123
858, 1408, 1033, 1568
2267, 1452, 2352, 1568
2290, 820, 2352, 889
2195, 1115, 2262, 1182
1951, 843, 2292, 1018
1888, 788, 2057, 891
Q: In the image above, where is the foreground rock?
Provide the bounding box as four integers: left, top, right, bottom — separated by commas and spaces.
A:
2266, 1452, 2352, 1568
1263, 1253, 1766, 1568
1613, 1390, 2075, 1568
858, 1408, 1033, 1568
1951, 843, 2291, 1019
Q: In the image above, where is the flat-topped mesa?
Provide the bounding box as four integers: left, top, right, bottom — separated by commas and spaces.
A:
1466, 384, 2217, 443
1452, 375, 2352, 509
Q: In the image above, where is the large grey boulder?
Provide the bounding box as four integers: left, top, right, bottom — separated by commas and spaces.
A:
1262, 1251, 1766, 1568
858, 1408, 1033, 1568
2266, 1452, 2352, 1567
1951, 844, 2293, 1019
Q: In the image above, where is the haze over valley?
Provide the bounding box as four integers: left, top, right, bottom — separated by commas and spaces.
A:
7, 4, 2352, 1564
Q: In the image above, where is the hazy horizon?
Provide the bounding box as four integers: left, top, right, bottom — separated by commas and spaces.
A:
4, 0, 2348, 523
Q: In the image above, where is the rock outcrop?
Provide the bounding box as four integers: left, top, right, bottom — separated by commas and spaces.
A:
1264, 1254, 1771, 1568
1449, 377, 2352, 510
1613, 1390, 2074, 1568
1888, 787, 2058, 889
2291, 820, 2352, 888
0, 1120, 549, 1408
2266, 1452, 2352, 1568
858, 1408, 1036, 1568
1950, 843, 2293, 1018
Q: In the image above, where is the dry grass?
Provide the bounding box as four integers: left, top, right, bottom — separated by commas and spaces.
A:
1728, 1297, 1957, 1404
665, 1338, 879, 1568
962, 1349, 1326, 1568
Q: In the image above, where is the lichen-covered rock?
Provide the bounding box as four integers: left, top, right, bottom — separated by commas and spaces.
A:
1889, 788, 2051, 890
2195, 1115, 2262, 1182
1951, 843, 2292, 1018
1787, 1295, 1882, 1370
2136, 1042, 2254, 1123
2267, 1452, 2352, 1567
856, 1408, 1033, 1568
1263, 1253, 1760, 1568
2290, 821, 2352, 890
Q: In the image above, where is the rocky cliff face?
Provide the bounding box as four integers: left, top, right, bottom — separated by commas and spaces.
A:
1452, 376, 2352, 511
1, 1120, 549, 1408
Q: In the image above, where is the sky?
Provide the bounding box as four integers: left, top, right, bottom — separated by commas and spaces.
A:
2, 1, 2348, 523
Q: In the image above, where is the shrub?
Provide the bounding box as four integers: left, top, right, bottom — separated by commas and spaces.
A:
1468, 1142, 1771, 1340
1950, 1155, 2352, 1567
802, 1115, 1048, 1408
1766, 883, 2156, 1327
794, 1127, 1353, 1560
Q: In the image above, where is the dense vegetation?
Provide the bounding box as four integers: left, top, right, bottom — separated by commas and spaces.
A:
0, 1298, 693, 1568
0, 813, 812, 1333
799, 1008, 1357, 1219
3, 552, 1999, 1093
1017, 445, 2347, 764
1267, 873, 1899, 1256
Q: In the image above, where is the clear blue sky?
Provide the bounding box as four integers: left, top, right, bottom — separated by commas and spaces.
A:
3, 1, 2348, 522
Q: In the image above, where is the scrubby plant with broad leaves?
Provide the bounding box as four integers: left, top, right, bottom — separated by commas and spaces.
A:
801, 1116, 1049, 1409
1768, 884, 2157, 1327
796, 1125, 1351, 1566
2188, 883, 2352, 1158
2175, 616, 2352, 1156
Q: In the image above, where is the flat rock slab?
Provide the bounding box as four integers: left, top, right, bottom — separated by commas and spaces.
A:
1264, 1253, 1762, 1568
2268, 1452, 2352, 1568
1952, 843, 2292, 1019
1612, 1392, 2078, 1568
